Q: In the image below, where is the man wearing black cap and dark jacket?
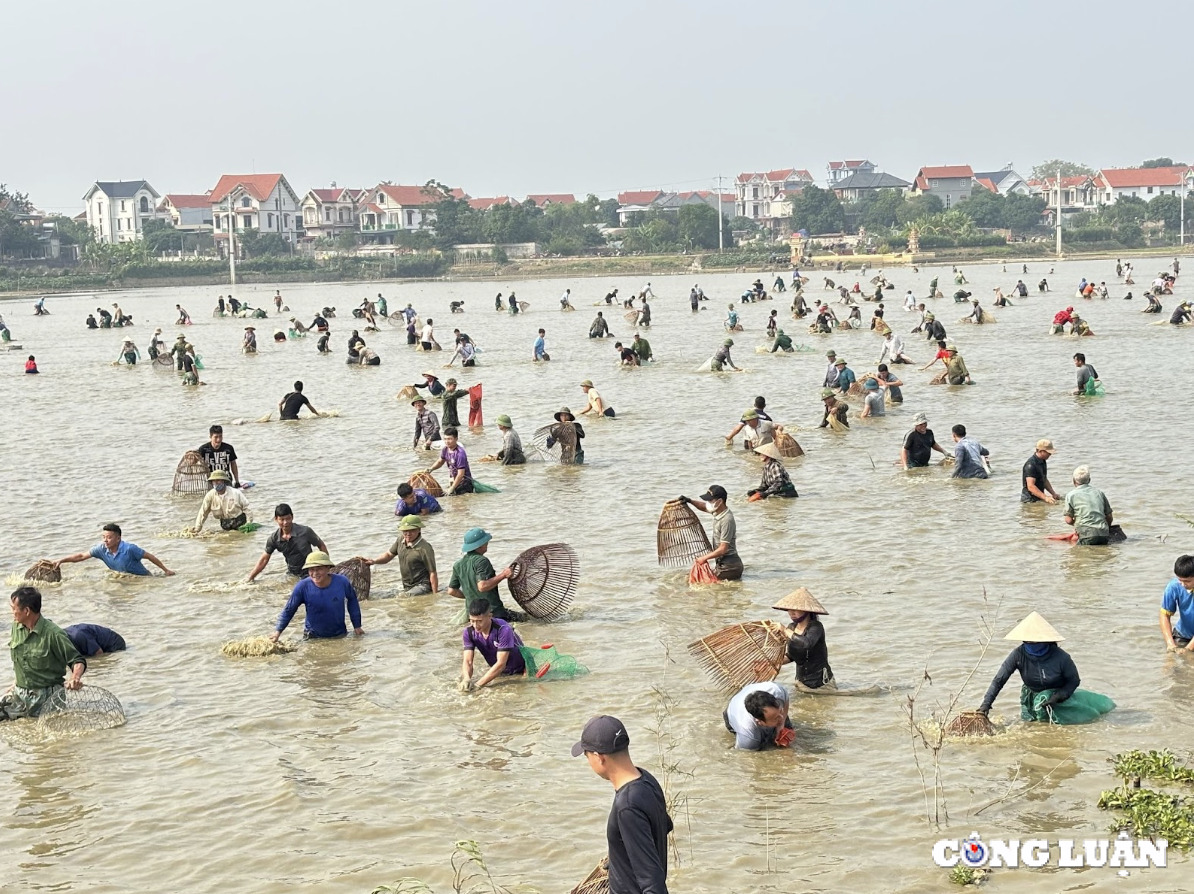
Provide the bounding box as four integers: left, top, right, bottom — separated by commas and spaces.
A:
573, 715, 672, 894
679, 486, 742, 580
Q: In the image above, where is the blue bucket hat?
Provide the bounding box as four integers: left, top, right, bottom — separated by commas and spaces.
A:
864, 378, 879, 390
462, 527, 492, 553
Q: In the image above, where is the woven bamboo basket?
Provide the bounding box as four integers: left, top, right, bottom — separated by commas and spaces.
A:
173, 450, 210, 495
657, 500, 711, 567
570, 858, 610, 894
623, 309, 639, 323
331, 556, 372, 600
774, 430, 804, 458
22, 559, 61, 583
507, 543, 578, 620
688, 620, 788, 691
409, 470, 443, 497
533, 422, 576, 464
944, 711, 995, 737
929, 371, 947, 385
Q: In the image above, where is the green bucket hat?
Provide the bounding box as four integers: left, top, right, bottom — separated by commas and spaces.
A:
462, 527, 492, 553
496, 414, 513, 428
776, 328, 785, 336
411, 394, 428, 405
820, 388, 835, 399
398, 515, 424, 531
723, 338, 734, 346
742, 409, 758, 421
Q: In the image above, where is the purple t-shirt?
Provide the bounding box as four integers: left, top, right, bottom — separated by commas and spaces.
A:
440, 444, 472, 482
462, 618, 526, 675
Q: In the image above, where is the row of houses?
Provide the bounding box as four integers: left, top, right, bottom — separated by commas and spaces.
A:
732, 160, 1194, 231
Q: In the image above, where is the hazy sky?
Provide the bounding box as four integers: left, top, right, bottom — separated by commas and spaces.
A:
5, 0, 1188, 215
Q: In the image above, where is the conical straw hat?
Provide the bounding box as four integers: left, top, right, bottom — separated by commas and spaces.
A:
771, 587, 827, 615
754, 442, 784, 461
1004, 611, 1064, 642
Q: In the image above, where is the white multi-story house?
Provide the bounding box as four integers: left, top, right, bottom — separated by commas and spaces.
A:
734, 169, 814, 222
1096, 166, 1192, 203
300, 187, 365, 241
209, 173, 302, 245
357, 184, 466, 239
82, 180, 164, 243
158, 194, 213, 231
826, 160, 876, 186
972, 167, 1030, 196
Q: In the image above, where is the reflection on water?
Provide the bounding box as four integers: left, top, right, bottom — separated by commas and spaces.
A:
1, 259, 1193, 890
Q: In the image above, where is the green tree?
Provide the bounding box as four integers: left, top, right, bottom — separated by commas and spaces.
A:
237, 228, 290, 257
790, 185, 845, 234
1002, 193, 1047, 233
857, 189, 908, 231
142, 219, 184, 253
677, 203, 720, 250
1104, 195, 1148, 226
1142, 157, 1185, 168
622, 212, 679, 253
1147, 193, 1183, 231
484, 200, 542, 244
958, 189, 1004, 228
905, 193, 944, 218
1030, 159, 1095, 181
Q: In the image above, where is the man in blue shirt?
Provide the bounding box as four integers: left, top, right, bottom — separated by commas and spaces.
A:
1161, 554, 1194, 652
269, 551, 363, 641
724, 681, 794, 750
395, 482, 442, 518
533, 328, 549, 362
64, 623, 127, 656
54, 523, 174, 577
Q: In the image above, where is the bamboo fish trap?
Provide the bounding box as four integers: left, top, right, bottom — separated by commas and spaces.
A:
687, 620, 788, 691
221, 636, 297, 658
944, 711, 995, 737
774, 430, 804, 458
656, 499, 711, 567
409, 470, 443, 497
507, 543, 578, 620
23, 559, 61, 583
331, 556, 372, 601
570, 858, 610, 894
532, 422, 577, 464
172, 450, 210, 495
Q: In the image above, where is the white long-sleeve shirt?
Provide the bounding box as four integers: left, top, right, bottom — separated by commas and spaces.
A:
194, 487, 251, 529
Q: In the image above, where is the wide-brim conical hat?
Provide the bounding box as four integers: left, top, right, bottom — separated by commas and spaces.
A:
754, 442, 784, 462
772, 587, 827, 614
1004, 611, 1064, 642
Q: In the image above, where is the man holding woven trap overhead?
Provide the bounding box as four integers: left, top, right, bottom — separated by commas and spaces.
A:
2, 587, 86, 720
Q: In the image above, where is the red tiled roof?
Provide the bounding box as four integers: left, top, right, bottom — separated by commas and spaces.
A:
468, 196, 513, 210
618, 190, 664, 205
1038, 175, 1093, 189
975, 178, 998, 193
1098, 166, 1187, 188
844, 160, 869, 168
828, 161, 845, 170
210, 174, 284, 203
526, 193, 576, 206
373, 184, 464, 206
766, 168, 795, 181
917, 165, 974, 180
794, 170, 813, 180
162, 193, 211, 209
310, 188, 360, 203
362, 203, 384, 214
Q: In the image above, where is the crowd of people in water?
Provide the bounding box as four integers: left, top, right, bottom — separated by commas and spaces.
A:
7, 254, 1194, 894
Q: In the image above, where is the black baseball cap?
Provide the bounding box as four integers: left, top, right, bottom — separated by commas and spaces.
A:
571, 715, 630, 756
700, 485, 728, 503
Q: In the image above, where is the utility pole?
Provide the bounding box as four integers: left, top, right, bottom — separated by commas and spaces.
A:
1055, 166, 1062, 259
227, 191, 238, 286
1181, 168, 1188, 247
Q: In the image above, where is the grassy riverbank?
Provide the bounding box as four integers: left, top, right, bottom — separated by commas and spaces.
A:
1, 244, 1187, 298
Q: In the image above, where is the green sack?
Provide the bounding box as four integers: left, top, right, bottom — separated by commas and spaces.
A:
194, 355, 205, 370
237, 522, 262, 534
471, 480, 501, 494
1084, 378, 1105, 396
519, 644, 589, 681
1020, 686, 1115, 725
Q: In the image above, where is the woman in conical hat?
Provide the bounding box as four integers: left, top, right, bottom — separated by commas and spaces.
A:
976, 611, 1114, 724
748, 442, 797, 501
773, 588, 833, 689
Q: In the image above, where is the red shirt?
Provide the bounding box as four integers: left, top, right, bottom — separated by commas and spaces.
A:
1053, 310, 1072, 325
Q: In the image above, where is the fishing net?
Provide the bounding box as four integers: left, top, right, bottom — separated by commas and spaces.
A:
825, 403, 849, 432
688, 559, 720, 585
533, 422, 579, 464
774, 430, 804, 457
173, 450, 210, 495
153, 354, 174, 369
1084, 378, 1105, 396
1020, 686, 1115, 725
409, 470, 443, 497
388, 312, 405, 326
944, 711, 995, 737
331, 557, 372, 600
657, 500, 712, 566
221, 636, 298, 657
519, 643, 589, 681
507, 543, 578, 620
238, 522, 262, 533
22, 560, 60, 583
37, 686, 126, 738
687, 620, 787, 691
570, 858, 610, 894
471, 480, 501, 494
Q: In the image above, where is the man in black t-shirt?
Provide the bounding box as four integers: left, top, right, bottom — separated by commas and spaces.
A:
197, 424, 239, 487
572, 716, 671, 894
1021, 439, 1059, 503
246, 503, 328, 580
901, 412, 947, 468
279, 380, 318, 420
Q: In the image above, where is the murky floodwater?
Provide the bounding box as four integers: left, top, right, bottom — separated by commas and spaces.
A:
0, 258, 1191, 893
